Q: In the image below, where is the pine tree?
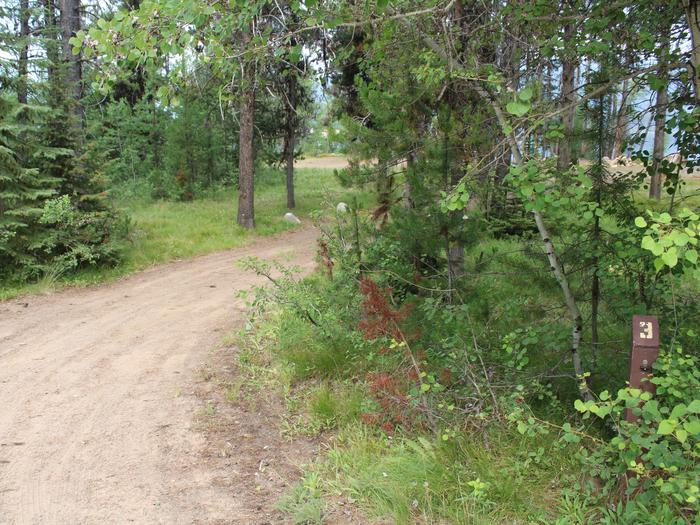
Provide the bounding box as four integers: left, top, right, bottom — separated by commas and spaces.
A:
0, 99, 58, 279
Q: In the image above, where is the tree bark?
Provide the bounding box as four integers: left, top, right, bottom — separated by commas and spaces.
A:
18, 0, 30, 105
612, 79, 630, 158
591, 95, 605, 362
284, 130, 295, 209
43, 0, 61, 107
237, 43, 256, 229
650, 50, 669, 200
557, 10, 576, 171
60, 0, 83, 124
284, 68, 297, 209
684, 0, 700, 103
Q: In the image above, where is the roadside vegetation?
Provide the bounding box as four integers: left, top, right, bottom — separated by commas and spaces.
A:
236, 174, 700, 523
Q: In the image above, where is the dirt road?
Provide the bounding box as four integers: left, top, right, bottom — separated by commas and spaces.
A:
0, 227, 318, 525
295, 155, 349, 170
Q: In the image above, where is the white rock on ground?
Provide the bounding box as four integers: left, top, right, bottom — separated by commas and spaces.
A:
283, 212, 302, 224
336, 202, 348, 213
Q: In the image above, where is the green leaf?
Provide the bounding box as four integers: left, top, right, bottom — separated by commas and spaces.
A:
662, 247, 678, 268
641, 236, 655, 252
518, 87, 534, 101
673, 232, 690, 246
687, 400, 700, 413
563, 432, 581, 443
648, 75, 668, 91
635, 216, 647, 228
642, 400, 660, 419
685, 249, 698, 264
657, 419, 676, 435
574, 399, 587, 412
675, 429, 688, 443
654, 257, 666, 272
670, 403, 688, 419
506, 101, 530, 117
683, 419, 700, 434
591, 404, 611, 418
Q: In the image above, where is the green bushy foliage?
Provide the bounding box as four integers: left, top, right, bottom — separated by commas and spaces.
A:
0, 98, 126, 283
33, 195, 126, 276
242, 193, 699, 523
0, 101, 58, 280
568, 347, 700, 520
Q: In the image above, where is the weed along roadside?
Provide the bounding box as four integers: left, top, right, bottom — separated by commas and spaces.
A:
231, 201, 700, 523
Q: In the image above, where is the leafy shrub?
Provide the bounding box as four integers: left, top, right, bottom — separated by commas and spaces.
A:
568, 347, 700, 521
33, 195, 127, 276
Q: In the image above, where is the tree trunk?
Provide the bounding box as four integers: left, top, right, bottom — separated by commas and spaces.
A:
237, 51, 256, 229
60, 0, 83, 124
612, 79, 630, 158
18, 0, 30, 105
404, 152, 415, 209
608, 91, 618, 158
284, 69, 297, 209
650, 49, 669, 200
447, 244, 464, 285
285, 130, 295, 209
43, 0, 61, 107
684, 0, 700, 103
591, 95, 605, 363
151, 100, 162, 169
557, 13, 576, 171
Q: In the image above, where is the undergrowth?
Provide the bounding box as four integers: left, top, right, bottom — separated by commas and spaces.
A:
233, 195, 699, 524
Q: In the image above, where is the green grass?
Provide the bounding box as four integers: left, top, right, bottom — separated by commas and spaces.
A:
633, 177, 700, 211
233, 275, 585, 524
308, 425, 578, 525
0, 165, 362, 300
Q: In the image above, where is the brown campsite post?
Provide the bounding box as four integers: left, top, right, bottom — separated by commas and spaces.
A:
626, 315, 660, 423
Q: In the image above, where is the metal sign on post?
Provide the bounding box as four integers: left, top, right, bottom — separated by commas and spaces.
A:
626, 315, 660, 423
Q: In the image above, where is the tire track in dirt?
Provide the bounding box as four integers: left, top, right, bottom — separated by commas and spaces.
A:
0, 227, 320, 525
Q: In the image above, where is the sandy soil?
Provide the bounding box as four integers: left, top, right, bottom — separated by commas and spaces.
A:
294, 156, 349, 170
0, 227, 341, 525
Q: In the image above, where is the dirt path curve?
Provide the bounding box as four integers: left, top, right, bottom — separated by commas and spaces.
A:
0, 227, 318, 525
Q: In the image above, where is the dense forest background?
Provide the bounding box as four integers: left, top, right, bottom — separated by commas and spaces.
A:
1, 0, 700, 523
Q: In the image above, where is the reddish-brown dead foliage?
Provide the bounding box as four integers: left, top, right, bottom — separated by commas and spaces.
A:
358, 278, 424, 432
440, 367, 454, 386
317, 240, 334, 279
358, 278, 410, 341
364, 370, 412, 432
